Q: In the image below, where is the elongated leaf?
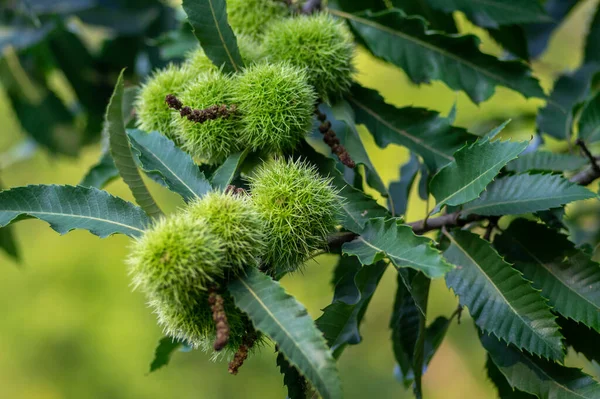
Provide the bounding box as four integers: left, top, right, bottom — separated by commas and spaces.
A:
325, 101, 387, 197
149, 337, 182, 373
557, 317, 600, 364
347, 85, 474, 171
0, 185, 149, 238
389, 0, 458, 33
585, 5, 600, 63
537, 64, 600, 140
0, 179, 19, 262
276, 352, 307, 399
316, 261, 387, 356
388, 154, 420, 216
298, 141, 389, 233
228, 268, 342, 399
107, 71, 163, 219
443, 230, 564, 360
181, 0, 244, 73
331, 9, 546, 104
342, 217, 454, 279
211, 150, 249, 191
486, 355, 543, 399
128, 129, 211, 202
483, 333, 600, 398
431, 131, 528, 210
80, 150, 119, 189
462, 174, 595, 216
579, 91, 600, 143
495, 220, 600, 332
426, 0, 549, 29
506, 151, 588, 173
487, 25, 529, 61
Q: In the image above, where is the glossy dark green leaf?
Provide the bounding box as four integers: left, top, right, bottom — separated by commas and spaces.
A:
487, 25, 530, 61
211, 150, 249, 191
585, 5, 600, 63
389, 0, 457, 33
0, 185, 150, 238
483, 333, 600, 398
486, 355, 538, 399
330, 9, 546, 104
347, 85, 474, 171
443, 230, 564, 360
388, 154, 420, 216
228, 268, 342, 399
149, 337, 182, 373
578, 91, 600, 143
0, 224, 20, 262
106, 71, 163, 219
430, 128, 528, 210
537, 64, 600, 140
425, 0, 550, 29
557, 316, 600, 364
506, 151, 588, 173
276, 352, 307, 399
181, 0, 244, 73
128, 130, 212, 202
462, 173, 595, 216
495, 219, 600, 332
342, 217, 454, 279
80, 150, 119, 189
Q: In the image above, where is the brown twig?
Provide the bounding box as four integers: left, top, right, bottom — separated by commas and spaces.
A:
208, 288, 230, 351
575, 139, 600, 177
315, 108, 356, 168
228, 333, 257, 375
166, 94, 237, 124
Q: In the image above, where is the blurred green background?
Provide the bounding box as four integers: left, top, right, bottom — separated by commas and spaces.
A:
1, 1, 600, 398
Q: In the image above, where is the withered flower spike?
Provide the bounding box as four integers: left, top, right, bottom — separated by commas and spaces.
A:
208, 288, 230, 351
165, 94, 237, 124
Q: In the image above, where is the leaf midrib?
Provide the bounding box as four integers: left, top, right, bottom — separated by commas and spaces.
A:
207, 0, 239, 72
445, 232, 559, 356
237, 276, 334, 399
464, 192, 591, 213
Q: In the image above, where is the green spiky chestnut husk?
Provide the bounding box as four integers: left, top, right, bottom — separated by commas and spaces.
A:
233, 63, 316, 154
249, 158, 340, 274
135, 64, 196, 141
185, 35, 265, 73
172, 72, 242, 164
127, 214, 253, 354
185, 191, 266, 272
227, 0, 289, 38
263, 13, 355, 102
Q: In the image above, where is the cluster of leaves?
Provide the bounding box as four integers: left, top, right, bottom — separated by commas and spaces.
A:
1, 1, 600, 399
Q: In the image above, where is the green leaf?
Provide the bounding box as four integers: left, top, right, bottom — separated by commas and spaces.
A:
342, 217, 454, 279
0, 185, 150, 238
127, 129, 212, 202
506, 151, 588, 173
149, 337, 182, 373
579, 91, 600, 143
80, 150, 119, 189
388, 154, 420, 216
389, 0, 458, 33
330, 9, 546, 104
316, 260, 387, 357
347, 84, 474, 171
276, 352, 307, 399
430, 129, 528, 210
325, 101, 387, 197
486, 355, 538, 399
443, 230, 564, 360
461, 173, 596, 216
298, 141, 390, 233
584, 5, 600, 63
106, 71, 163, 219
482, 333, 600, 399
557, 316, 600, 364
0, 179, 20, 262
537, 64, 599, 140
228, 268, 342, 399
210, 150, 249, 191
495, 219, 600, 332
181, 0, 244, 73
425, 0, 550, 29
487, 25, 530, 61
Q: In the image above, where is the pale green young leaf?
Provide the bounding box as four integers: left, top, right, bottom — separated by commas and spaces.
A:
342, 218, 454, 279
181, 0, 244, 73
495, 219, 600, 332
443, 230, 564, 360
128, 129, 212, 202
106, 70, 163, 219
228, 268, 342, 399
330, 9, 546, 104
462, 173, 596, 216
0, 185, 150, 238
